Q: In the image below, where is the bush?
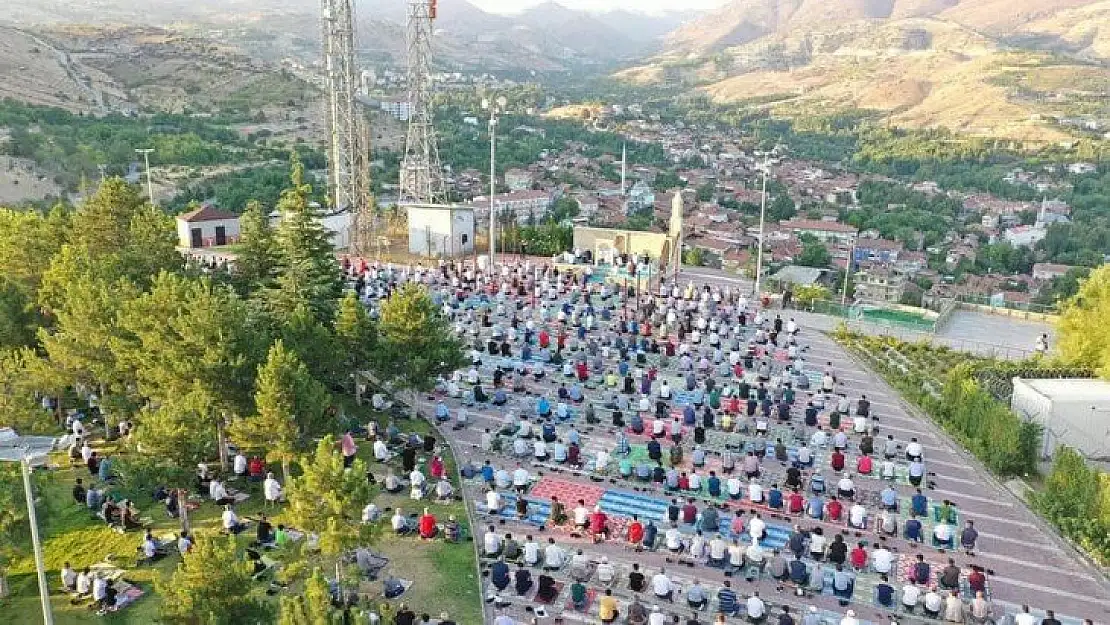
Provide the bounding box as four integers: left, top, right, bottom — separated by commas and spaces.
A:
1030, 447, 1110, 565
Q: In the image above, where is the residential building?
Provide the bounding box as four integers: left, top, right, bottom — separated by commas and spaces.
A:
1032, 263, 1075, 281
471, 190, 553, 224
854, 267, 906, 304
778, 218, 858, 244
380, 100, 412, 121
1003, 225, 1047, 248
176, 205, 240, 249
504, 168, 533, 192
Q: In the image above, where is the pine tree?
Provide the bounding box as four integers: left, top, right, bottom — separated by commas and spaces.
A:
158, 535, 272, 625
333, 291, 377, 394
114, 273, 264, 468
278, 568, 334, 625
377, 282, 466, 408
285, 436, 372, 556
230, 339, 329, 480
236, 199, 278, 294
264, 155, 343, 324
279, 304, 343, 391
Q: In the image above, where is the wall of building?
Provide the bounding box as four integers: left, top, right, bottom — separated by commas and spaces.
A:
572, 227, 671, 260
176, 218, 241, 249
408, 206, 475, 257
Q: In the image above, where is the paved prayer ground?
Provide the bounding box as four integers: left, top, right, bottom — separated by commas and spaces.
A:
358, 258, 1109, 625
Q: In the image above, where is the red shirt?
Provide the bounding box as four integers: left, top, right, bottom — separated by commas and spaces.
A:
831, 451, 845, 471
539, 331, 550, 348
826, 499, 843, 521
968, 570, 986, 593
788, 492, 804, 513
850, 547, 867, 569
857, 456, 873, 474
418, 514, 436, 538
727, 397, 740, 413
682, 504, 697, 524
628, 521, 644, 543
248, 458, 264, 477
430, 457, 445, 479
678, 475, 690, 491
590, 511, 607, 533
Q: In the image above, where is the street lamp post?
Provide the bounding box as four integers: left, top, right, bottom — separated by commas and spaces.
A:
482, 96, 507, 270
135, 148, 155, 203
753, 159, 769, 301
842, 237, 856, 310
3, 450, 54, 624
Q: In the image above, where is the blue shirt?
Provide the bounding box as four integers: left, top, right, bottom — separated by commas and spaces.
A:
768, 489, 783, 509
905, 519, 922, 540
567, 428, 580, 445
683, 405, 696, 425
718, 587, 738, 614
911, 494, 928, 516
807, 497, 824, 518
881, 488, 898, 507
436, 403, 449, 418
707, 476, 721, 496
537, 398, 550, 415
481, 465, 495, 482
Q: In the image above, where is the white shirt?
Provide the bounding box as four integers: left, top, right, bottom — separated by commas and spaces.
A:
665, 528, 682, 550
745, 543, 765, 563
81, 444, 93, 462
729, 544, 744, 566
533, 440, 547, 458
76, 572, 91, 594
649, 611, 667, 625
1014, 614, 1037, 625
597, 561, 615, 583
902, 584, 921, 606
143, 538, 157, 558
486, 490, 501, 511
221, 509, 238, 529
934, 522, 953, 542
924, 591, 943, 612
513, 468, 530, 487
749, 516, 766, 539
688, 473, 702, 490
748, 482, 764, 502
410, 470, 425, 488
853, 416, 868, 433
177, 536, 192, 554
209, 480, 228, 501
61, 567, 77, 588
709, 538, 727, 559
362, 503, 380, 522
92, 577, 108, 601
263, 478, 282, 502
727, 478, 742, 496
838, 477, 855, 493
651, 573, 672, 596
233, 454, 247, 474
906, 442, 923, 458
840, 616, 859, 625
872, 548, 893, 573
484, 532, 502, 555
374, 440, 389, 460
544, 544, 564, 568
746, 596, 765, 619
574, 506, 590, 525
494, 616, 517, 625
850, 504, 867, 527
523, 541, 541, 564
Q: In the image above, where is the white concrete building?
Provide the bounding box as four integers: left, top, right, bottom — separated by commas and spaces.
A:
1011, 377, 1110, 462
1003, 225, 1047, 248
176, 205, 240, 249
268, 207, 351, 250
407, 204, 475, 257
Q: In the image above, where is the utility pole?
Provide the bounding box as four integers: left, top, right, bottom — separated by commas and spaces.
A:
9, 451, 53, 625
842, 236, 856, 309
753, 159, 769, 300
135, 148, 154, 203
484, 96, 506, 269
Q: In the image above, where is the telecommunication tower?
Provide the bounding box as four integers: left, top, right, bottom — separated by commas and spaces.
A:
399, 0, 445, 205
321, 0, 374, 255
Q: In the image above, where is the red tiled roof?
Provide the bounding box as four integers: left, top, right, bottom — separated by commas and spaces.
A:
178, 205, 239, 223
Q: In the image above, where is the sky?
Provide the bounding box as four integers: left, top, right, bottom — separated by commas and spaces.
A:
469, 0, 728, 14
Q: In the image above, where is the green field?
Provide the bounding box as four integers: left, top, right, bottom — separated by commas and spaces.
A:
1, 406, 482, 625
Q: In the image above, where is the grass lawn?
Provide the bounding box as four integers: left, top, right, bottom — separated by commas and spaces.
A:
1, 403, 482, 625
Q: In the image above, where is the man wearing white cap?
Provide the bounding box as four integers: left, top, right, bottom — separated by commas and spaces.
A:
648, 605, 666, 625
802, 606, 821, 625
840, 610, 859, 625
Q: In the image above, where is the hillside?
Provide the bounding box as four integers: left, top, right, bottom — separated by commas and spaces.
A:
2, 0, 682, 73
620, 0, 1110, 143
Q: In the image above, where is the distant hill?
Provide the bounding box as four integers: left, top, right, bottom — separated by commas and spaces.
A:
2, 0, 685, 73
620, 0, 1110, 143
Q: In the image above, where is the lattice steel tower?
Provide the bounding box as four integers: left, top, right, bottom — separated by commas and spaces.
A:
399, 0, 444, 204
321, 0, 373, 254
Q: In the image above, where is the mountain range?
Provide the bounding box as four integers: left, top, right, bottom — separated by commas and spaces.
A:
3, 0, 694, 71
617, 0, 1110, 142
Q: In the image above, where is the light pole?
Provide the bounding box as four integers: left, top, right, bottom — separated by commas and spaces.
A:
753, 158, 770, 301
482, 96, 507, 269
2, 449, 54, 624
842, 236, 856, 311
135, 148, 155, 203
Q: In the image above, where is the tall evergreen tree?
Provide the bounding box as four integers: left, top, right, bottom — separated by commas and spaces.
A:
230, 339, 329, 480
377, 282, 466, 407
264, 155, 342, 324
334, 291, 378, 394
285, 436, 372, 556
236, 199, 278, 294
158, 536, 272, 625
